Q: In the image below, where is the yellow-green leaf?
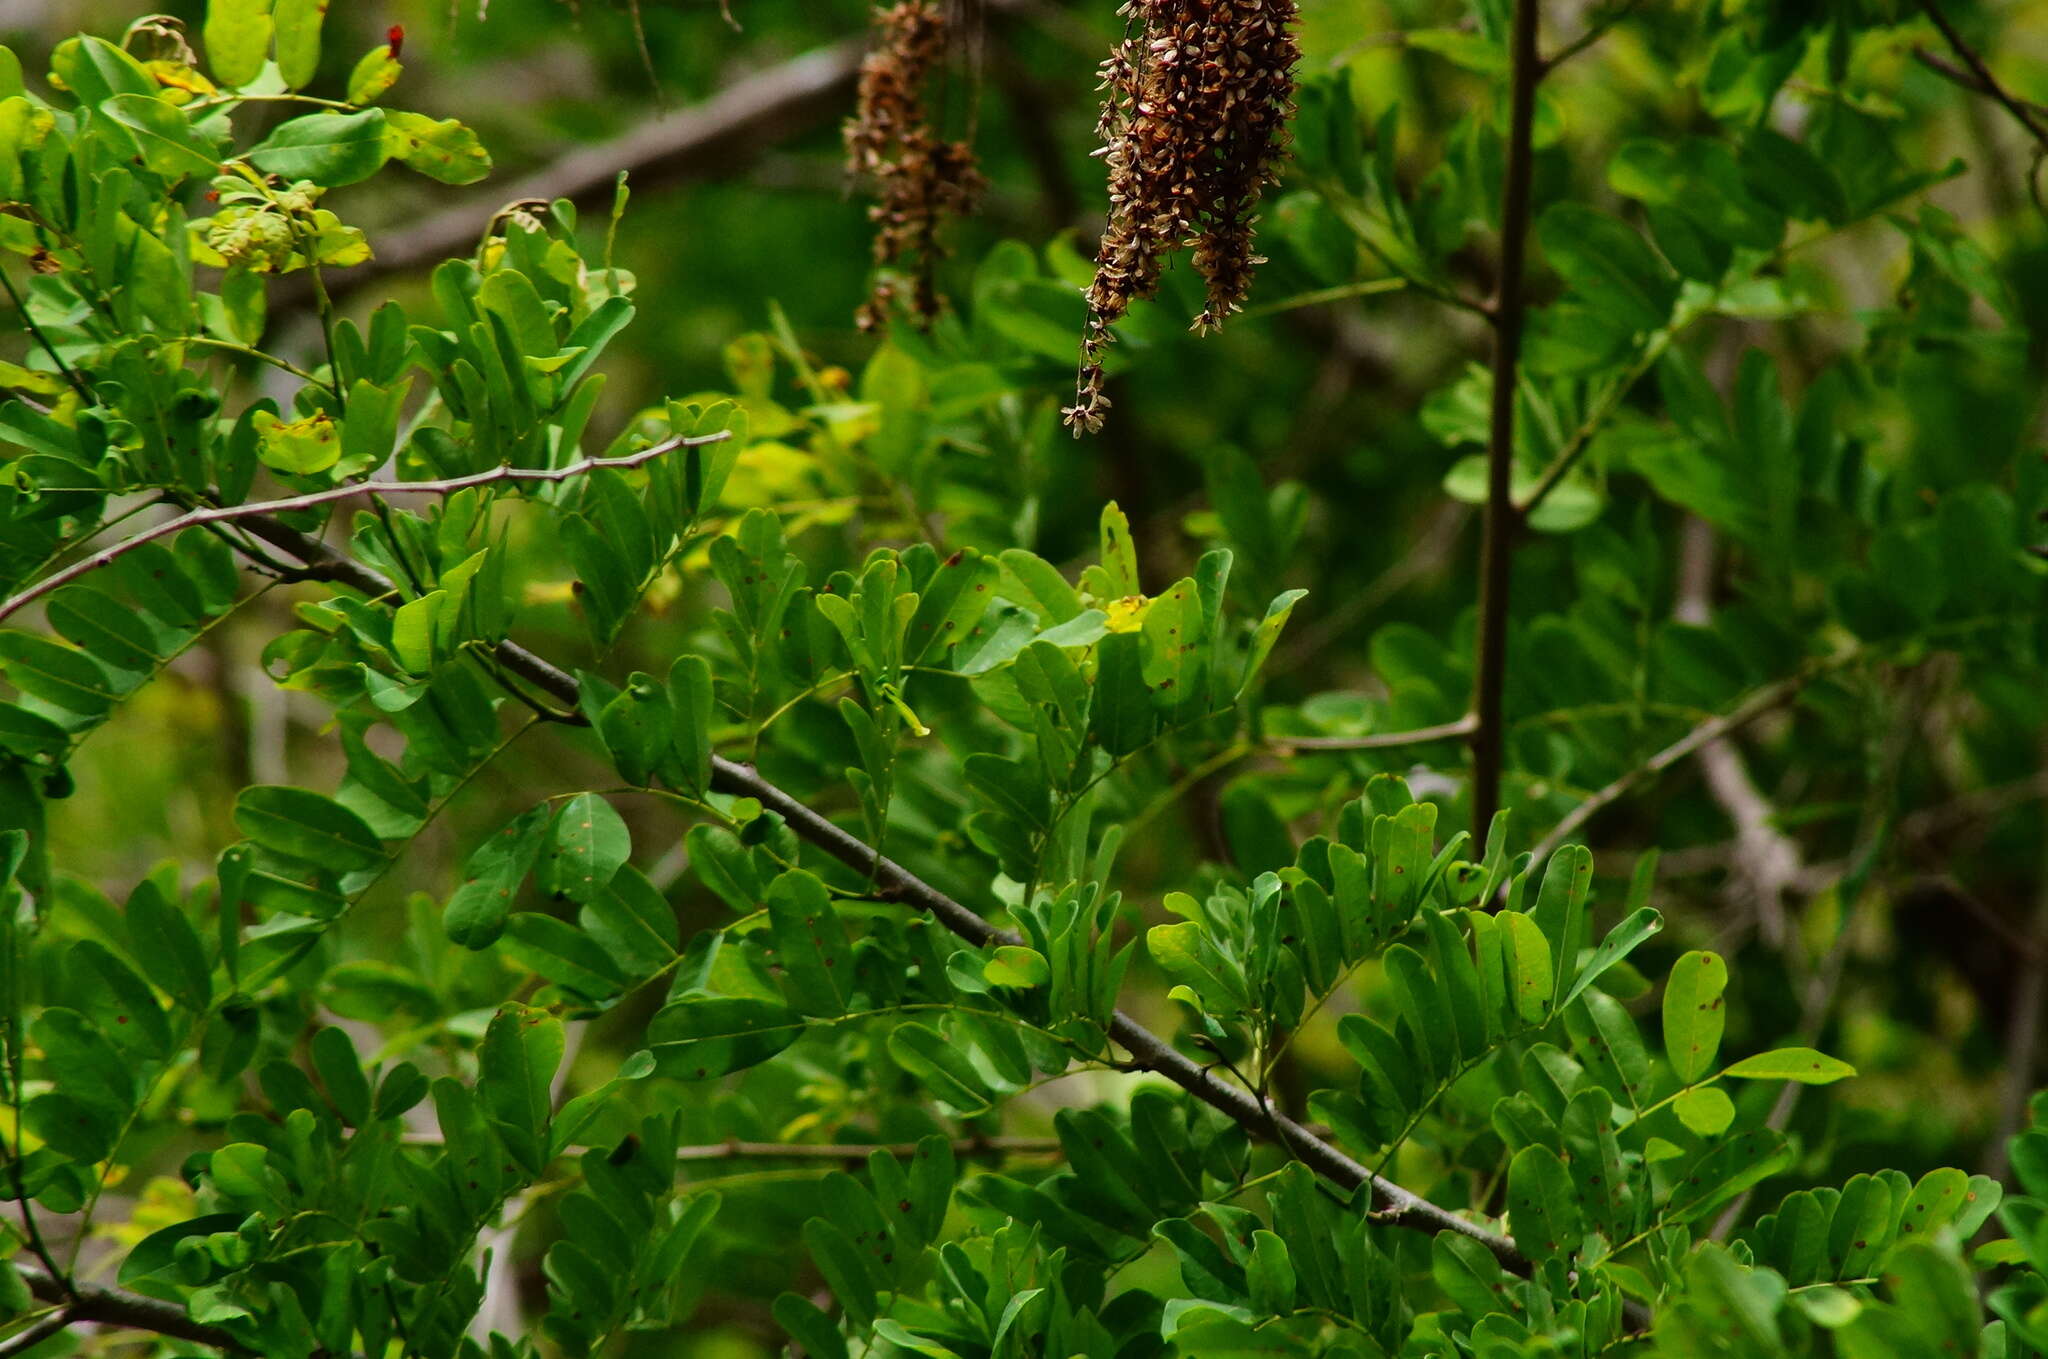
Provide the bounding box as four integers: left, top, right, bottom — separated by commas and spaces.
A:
1722, 1047, 1855, 1084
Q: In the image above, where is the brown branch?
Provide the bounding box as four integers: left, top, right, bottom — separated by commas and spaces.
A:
0, 434, 725, 626
213, 512, 1546, 1285
323, 41, 865, 299
1467, 0, 1543, 833
1531, 675, 1806, 863
18, 1265, 248, 1352
1913, 47, 2048, 125
1911, 0, 2048, 149
0, 1308, 73, 1358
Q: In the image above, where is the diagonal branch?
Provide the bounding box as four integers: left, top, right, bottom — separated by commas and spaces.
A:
0, 434, 725, 627
222, 510, 1543, 1280
1531, 675, 1806, 863
1912, 0, 2048, 150
323, 42, 866, 300
18, 1265, 247, 1352
1268, 715, 1479, 752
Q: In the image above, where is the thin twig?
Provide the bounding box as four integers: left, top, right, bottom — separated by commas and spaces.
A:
1240, 277, 1407, 319
0, 434, 725, 625
1531, 675, 1807, 863
1539, 0, 1646, 74
1515, 328, 1674, 522
320, 42, 867, 298
0, 1308, 72, 1358
1268, 715, 1478, 752
1467, 0, 1543, 833
1912, 0, 2048, 148
202, 513, 1551, 1286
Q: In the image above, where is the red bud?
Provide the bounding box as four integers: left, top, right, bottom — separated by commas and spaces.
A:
386, 24, 404, 59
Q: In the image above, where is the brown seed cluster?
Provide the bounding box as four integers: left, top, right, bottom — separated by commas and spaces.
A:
1065, 0, 1301, 435
845, 2, 987, 333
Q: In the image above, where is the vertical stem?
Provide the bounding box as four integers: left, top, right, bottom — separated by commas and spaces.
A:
1468, 0, 1543, 835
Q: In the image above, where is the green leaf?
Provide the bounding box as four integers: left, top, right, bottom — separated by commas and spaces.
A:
773, 1294, 848, 1359
104, 95, 221, 180
579, 866, 677, 977
1530, 845, 1592, 1004
537, 792, 630, 905
646, 995, 801, 1079
1096, 501, 1141, 597
309, 1026, 371, 1126
68, 940, 172, 1057
346, 44, 400, 104
1560, 906, 1662, 1010
444, 803, 550, 948
272, 0, 323, 88
1722, 1047, 1855, 1084
500, 913, 625, 999
803, 1218, 879, 1329
1507, 1144, 1585, 1263
0, 631, 117, 716
1148, 919, 1250, 1014
1246, 1231, 1296, 1315
766, 870, 850, 1017
1537, 203, 1680, 333
1090, 631, 1155, 756
203, 0, 274, 86
479, 1002, 564, 1174
47, 586, 164, 674
30, 1008, 133, 1111
378, 110, 489, 184
247, 109, 388, 187
1500, 909, 1553, 1023
1672, 1086, 1737, 1136
253, 411, 340, 475
985, 945, 1050, 989
233, 785, 385, 872
888, 1022, 995, 1114
26, 1090, 121, 1162
596, 674, 670, 786
664, 654, 713, 797
1236, 589, 1308, 699
1662, 950, 1729, 1084
389, 590, 446, 673
1665, 1129, 1795, 1223
123, 878, 211, 1008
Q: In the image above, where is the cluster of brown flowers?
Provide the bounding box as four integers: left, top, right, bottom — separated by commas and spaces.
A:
845, 2, 987, 333
1065, 0, 1301, 434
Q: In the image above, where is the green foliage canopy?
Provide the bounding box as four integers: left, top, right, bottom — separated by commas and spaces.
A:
0, 0, 2044, 1356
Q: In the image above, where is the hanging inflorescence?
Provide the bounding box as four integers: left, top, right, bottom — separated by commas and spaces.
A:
845, 1, 988, 333
1065, 0, 1301, 435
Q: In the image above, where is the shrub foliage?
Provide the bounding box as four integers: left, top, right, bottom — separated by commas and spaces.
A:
0, 1, 2045, 1357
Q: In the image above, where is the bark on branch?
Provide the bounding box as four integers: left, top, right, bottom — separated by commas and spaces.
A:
229, 511, 1545, 1281
324, 41, 864, 300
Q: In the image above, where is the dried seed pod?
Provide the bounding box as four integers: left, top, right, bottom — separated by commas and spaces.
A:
1065, 0, 1301, 435
846, 2, 987, 333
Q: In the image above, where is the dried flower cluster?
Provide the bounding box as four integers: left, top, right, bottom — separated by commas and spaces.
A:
845, 2, 987, 333
1065, 0, 1302, 434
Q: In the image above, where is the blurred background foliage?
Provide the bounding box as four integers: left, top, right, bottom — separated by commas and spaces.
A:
2, 0, 2046, 1351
